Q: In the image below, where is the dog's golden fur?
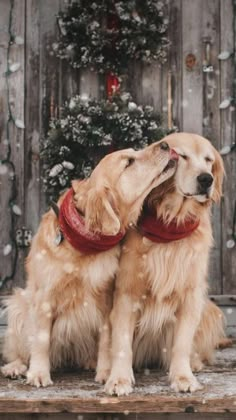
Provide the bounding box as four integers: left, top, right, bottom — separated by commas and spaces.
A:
1, 142, 176, 387
105, 133, 226, 396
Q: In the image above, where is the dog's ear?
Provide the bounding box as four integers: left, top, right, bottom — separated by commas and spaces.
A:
212, 149, 225, 203
85, 187, 121, 236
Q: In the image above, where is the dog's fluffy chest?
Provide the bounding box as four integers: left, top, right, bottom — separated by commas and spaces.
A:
143, 240, 202, 299
79, 248, 120, 288
49, 249, 120, 368
136, 240, 204, 333
52, 248, 120, 313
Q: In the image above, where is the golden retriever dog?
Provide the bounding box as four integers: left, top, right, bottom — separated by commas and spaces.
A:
1, 141, 178, 387
105, 132, 226, 395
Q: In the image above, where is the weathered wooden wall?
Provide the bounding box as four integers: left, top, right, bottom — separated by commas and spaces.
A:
0, 0, 235, 296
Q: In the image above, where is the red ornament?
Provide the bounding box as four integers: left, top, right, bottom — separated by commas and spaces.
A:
106, 74, 120, 97
106, 11, 120, 97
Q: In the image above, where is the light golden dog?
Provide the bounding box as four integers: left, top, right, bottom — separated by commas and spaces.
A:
105, 132, 226, 395
1, 142, 178, 387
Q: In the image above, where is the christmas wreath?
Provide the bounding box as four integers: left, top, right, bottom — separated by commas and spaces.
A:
53, 0, 169, 74
41, 93, 169, 201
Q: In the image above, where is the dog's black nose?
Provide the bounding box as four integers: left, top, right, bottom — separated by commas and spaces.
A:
197, 173, 213, 189
160, 142, 169, 151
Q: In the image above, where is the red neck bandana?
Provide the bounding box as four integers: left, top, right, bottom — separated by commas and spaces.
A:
138, 211, 200, 243
58, 188, 124, 253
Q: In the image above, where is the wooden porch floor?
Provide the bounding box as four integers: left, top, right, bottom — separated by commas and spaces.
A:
0, 346, 235, 415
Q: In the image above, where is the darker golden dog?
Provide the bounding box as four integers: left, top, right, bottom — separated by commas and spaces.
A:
1, 142, 177, 387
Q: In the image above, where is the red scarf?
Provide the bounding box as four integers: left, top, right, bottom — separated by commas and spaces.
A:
139, 211, 200, 243
59, 188, 124, 253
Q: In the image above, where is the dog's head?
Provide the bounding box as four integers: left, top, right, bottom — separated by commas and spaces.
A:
164, 133, 224, 204
72, 141, 178, 235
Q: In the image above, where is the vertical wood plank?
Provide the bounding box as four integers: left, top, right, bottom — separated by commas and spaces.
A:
161, 0, 171, 127
59, 1, 80, 104
9, 0, 26, 289
168, 0, 182, 129
24, 0, 41, 237
0, 0, 13, 291
60, 61, 80, 104
182, 0, 203, 133
128, 61, 143, 104
0, 0, 25, 290
201, 0, 222, 293
221, 0, 236, 294
128, 0, 169, 116
141, 63, 162, 112
39, 0, 61, 212
79, 70, 99, 99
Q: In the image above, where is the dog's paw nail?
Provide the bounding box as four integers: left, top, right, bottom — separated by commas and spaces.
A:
171, 375, 203, 393
26, 371, 53, 388
104, 376, 134, 396
1, 362, 27, 379
95, 369, 110, 384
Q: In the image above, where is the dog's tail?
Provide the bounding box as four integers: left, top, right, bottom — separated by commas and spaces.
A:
194, 299, 232, 365
2, 288, 29, 364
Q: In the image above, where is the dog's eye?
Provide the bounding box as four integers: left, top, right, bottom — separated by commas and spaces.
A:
205, 156, 213, 163
126, 157, 135, 168
180, 154, 188, 161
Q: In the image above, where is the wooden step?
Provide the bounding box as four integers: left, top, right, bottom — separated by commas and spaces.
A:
0, 346, 235, 415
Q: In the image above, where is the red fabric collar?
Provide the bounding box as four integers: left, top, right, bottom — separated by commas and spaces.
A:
59, 188, 124, 253
138, 211, 200, 243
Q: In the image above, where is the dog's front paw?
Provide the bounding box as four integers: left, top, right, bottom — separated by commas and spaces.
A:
26, 369, 53, 388
170, 374, 203, 393
104, 371, 135, 396
95, 368, 110, 384
1, 360, 27, 378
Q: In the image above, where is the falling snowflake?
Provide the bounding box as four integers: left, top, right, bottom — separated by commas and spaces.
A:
219, 98, 231, 109
9, 62, 21, 73
128, 102, 137, 112
226, 239, 235, 249
14, 36, 24, 45
3, 244, 12, 256
226, 308, 233, 314
12, 204, 22, 216
15, 119, 25, 129
218, 51, 231, 60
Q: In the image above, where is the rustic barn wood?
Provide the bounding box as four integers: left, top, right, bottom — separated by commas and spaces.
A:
0, 0, 26, 291
168, 0, 182, 130
24, 0, 41, 250
202, 0, 222, 293
0, 1, 235, 300
220, 0, 236, 295
182, 0, 203, 133
79, 70, 100, 99
0, 346, 235, 414
10, 0, 26, 289
0, 0, 13, 291
39, 0, 61, 218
